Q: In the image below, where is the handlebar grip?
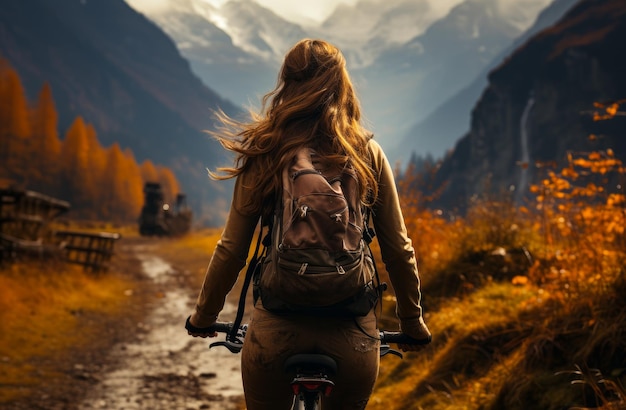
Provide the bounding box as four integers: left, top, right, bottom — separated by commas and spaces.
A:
185, 317, 232, 334
380, 331, 432, 345
208, 321, 234, 333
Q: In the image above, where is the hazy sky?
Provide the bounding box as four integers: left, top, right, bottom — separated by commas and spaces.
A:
254, 0, 361, 22
130, 0, 368, 24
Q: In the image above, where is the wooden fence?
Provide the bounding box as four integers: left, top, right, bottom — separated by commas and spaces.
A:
55, 230, 121, 272
0, 187, 120, 271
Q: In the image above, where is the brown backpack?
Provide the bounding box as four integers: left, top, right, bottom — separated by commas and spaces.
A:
254, 147, 380, 316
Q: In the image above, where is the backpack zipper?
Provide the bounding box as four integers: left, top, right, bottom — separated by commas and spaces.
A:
280, 255, 361, 275
297, 263, 309, 275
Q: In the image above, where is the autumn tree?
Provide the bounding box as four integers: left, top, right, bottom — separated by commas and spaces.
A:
0, 60, 31, 184
59, 117, 99, 217
140, 160, 159, 184
120, 148, 144, 221
29, 82, 61, 193
0, 59, 184, 223
158, 166, 180, 209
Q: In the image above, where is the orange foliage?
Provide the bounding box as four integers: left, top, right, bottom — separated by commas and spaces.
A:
591, 99, 626, 121
519, 148, 624, 300
396, 161, 461, 275
140, 160, 159, 184
158, 166, 181, 206
0, 59, 31, 183
397, 141, 624, 307
29, 82, 61, 190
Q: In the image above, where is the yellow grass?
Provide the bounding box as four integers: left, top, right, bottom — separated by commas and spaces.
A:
0, 260, 135, 402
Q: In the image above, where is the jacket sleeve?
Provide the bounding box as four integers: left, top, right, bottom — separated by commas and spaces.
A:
368, 140, 430, 340
191, 173, 260, 327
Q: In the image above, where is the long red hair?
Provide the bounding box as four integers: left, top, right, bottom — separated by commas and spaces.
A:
209, 39, 378, 217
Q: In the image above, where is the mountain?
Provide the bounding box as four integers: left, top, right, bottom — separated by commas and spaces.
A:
128, 0, 457, 108
352, 0, 552, 149
313, 0, 455, 68
0, 0, 240, 224
393, 0, 580, 162
128, 0, 309, 107
220, 0, 310, 62
428, 0, 626, 212
128, 0, 551, 154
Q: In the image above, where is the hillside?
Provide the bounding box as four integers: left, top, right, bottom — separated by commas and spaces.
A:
427, 0, 626, 213
0, 0, 240, 224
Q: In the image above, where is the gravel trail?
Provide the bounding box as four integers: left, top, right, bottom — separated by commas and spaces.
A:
78, 246, 244, 410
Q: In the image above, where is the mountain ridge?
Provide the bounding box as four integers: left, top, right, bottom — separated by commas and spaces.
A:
391, 0, 580, 162
130, 0, 552, 155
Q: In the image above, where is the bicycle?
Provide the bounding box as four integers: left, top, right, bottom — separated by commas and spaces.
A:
192, 320, 431, 410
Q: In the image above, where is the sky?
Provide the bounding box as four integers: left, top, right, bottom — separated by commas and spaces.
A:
127, 0, 479, 26
129, 0, 362, 24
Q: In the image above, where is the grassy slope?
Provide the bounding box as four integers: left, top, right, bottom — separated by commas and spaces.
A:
0, 259, 139, 403
368, 205, 626, 409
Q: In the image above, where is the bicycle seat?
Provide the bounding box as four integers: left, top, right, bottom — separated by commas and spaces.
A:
284, 354, 338, 375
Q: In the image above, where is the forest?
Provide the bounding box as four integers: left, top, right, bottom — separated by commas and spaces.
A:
0, 58, 181, 222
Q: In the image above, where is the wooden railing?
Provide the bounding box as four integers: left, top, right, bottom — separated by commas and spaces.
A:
0, 187, 121, 271
0, 188, 69, 241
55, 230, 121, 272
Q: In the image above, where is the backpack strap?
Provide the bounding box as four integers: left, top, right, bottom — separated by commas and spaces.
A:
228, 217, 266, 343
363, 206, 388, 316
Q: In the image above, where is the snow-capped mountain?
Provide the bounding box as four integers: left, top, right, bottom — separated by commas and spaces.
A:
219, 0, 309, 63
128, 0, 289, 106
309, 0, 464, 68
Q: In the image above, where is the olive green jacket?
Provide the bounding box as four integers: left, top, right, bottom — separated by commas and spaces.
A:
191, 139, 430, 340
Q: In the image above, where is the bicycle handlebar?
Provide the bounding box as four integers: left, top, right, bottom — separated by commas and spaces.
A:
379, 331, 432, 345
186, 317, 431, 347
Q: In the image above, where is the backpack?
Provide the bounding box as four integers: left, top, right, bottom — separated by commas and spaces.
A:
253, 147, 381, 316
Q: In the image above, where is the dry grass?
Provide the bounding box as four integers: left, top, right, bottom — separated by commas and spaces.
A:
0, 259, 136, 403
369, 145, 625, 409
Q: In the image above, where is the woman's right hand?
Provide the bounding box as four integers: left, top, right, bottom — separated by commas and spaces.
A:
185, 315, 218, 338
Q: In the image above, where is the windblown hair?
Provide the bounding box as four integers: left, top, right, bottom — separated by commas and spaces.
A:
209, 38, 378, 217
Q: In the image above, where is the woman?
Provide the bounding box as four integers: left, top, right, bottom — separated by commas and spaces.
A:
186, 39, 431, 409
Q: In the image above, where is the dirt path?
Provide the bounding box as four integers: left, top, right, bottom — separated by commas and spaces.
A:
77, 243, 245, 410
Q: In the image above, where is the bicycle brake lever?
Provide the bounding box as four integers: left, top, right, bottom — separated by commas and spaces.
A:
209, 340, 243, 354
380, 344, 403, 359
